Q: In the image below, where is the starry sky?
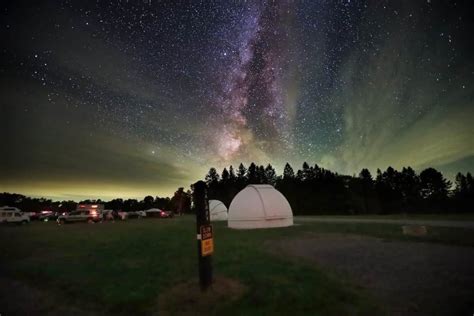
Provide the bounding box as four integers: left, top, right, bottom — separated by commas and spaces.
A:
1, 1, 473, 200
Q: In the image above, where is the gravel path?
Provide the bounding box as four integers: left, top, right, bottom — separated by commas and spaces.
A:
295, 216, 474, 228
270, 233, 474, 316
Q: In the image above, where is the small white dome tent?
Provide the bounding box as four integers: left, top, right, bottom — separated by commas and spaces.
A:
228, 184, 293, 229
209, 200, 228, 221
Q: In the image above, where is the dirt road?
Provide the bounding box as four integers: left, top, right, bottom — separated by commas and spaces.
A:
270, 233, 474, 316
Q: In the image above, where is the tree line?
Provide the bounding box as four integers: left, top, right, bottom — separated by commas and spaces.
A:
0, 188, 191, 214
203, 162, 473, 214
1, 163, 472, 215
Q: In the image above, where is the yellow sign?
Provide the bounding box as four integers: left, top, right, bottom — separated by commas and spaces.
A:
201, 238, 214, 256
200, 225, 214, 256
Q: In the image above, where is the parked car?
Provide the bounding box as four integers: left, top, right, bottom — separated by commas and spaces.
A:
0, 206, 30, 224
38, 210, 58, 222
136, 210, 147, 218
144, 208, 174, 218
127, 211, 140, 219
117, 211, 128, 220
102, 209, 127, 221
161, 210, 174, 218
27, 211, 40, 221
124, 211, 146, 218
102, 209, 115, 221
57, 209, 102, 224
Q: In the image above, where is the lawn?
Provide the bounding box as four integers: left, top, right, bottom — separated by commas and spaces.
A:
1, 216, 473, 315
294, 220, 474, 247
307, 213, 474, 221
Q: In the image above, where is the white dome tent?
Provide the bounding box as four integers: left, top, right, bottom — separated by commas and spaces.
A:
228, 185, 293, 229
209, 200, 228, 221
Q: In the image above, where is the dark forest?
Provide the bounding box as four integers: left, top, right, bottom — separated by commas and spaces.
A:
1, 163, 472, 215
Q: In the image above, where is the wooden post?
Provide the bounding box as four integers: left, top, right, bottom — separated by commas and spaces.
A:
193, 181, 213, 291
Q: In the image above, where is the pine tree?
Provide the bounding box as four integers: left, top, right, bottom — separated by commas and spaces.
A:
265, 164, 277, 186
229, 165, 236, 182
257, 165, 266, 184
296, 169, 304, 182
376, 168, 383, 183
143, 195, 154, 209
302, 162, 310, 181
283, 163, 295, 179
399, 167, 420, 206
359, 168, 373, 182
237, 163, 247, 180
236, 163, 248, 188
419, 167, 451, 200
205, 168, 220, 186
313, 164, 321, 179
221, 167, 230, 184
359, 168, 373, 213
466, 173, 474, 195
247, 163, 258, 184
454, 172, 468, 196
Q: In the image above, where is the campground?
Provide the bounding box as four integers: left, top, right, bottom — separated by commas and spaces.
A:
1, 215, 474, 315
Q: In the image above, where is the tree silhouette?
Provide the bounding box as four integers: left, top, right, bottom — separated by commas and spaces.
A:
283, 163, 295, 179
257, 165, 266, 184
1, 163, 471, 216
375, 167, 403, 213
455, 172, 474, 212
221, 168, 230, 183
467, 173, 474, 192
419, 167, 451, 211
229, 165, 236, 183
205, 168, 220, 185
205, 167, 220, 199
454, 172, 468, 197
237, 163, 247, 179
419, 168, 451, 200
170, 187, 190, 214
236, 163, 247, 188
359, 168, 373, 213
301, 162, 310, 181
143, 195, 154, 209
398, 167, 420, 212
122, 199, 139, 212
264, 164, 277, 186
247, 162, 258, 184
105, 198, 123, 211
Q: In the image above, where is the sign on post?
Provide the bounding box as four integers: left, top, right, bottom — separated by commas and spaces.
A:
193, 180, 213, 291
200, 224, 213, 256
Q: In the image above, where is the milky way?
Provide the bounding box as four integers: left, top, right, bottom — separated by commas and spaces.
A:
1, 1, 473, 200
210, 1, 295, 162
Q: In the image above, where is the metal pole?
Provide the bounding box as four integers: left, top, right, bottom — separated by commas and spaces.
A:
193, 180, 213, 291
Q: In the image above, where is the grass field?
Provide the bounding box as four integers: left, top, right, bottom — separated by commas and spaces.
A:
308, 213, 474, 221
1, 216, 473, 315
295, 219, 474, 247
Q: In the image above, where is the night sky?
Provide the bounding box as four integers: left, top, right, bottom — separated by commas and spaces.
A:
2, 1, 473, 200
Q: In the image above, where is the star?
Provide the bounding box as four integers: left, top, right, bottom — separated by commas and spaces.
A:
1, 0, 472, 199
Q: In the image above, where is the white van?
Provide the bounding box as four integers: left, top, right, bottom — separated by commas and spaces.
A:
0, 206, 30, 224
